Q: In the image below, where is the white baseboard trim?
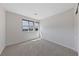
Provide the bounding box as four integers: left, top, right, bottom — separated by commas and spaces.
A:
43, 39, 77, 53
0, 46, 5, 55
6, 37, 40, 47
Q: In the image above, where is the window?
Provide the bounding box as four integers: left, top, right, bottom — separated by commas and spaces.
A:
22, 19, 29, 31
34, 22, 39, 31
22, 19, 39, 31
29, 21, 34, 31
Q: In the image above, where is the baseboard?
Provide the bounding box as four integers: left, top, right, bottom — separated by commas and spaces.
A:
6, 37, 40, 47
0, 46, 5, 55
43, 39, 78, 53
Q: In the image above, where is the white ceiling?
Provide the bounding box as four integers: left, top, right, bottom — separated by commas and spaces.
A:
0, 3, 77, 20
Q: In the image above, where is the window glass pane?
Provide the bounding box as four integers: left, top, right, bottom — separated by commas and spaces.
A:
29, 21, 33, 27
22, 20, 29, 31
35, 22, 39, 27
22, 20, 29, 26
34, 22, 39, 31
29, 21, 34, 31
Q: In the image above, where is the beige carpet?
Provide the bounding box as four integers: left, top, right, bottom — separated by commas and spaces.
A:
1, 39, 78, 56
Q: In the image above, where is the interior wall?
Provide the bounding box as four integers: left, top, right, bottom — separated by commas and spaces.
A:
77, 5, 79, 55
74, 10, 78, 52
6, 11, 40, 46
0, 6, 6, 54
40, 8, 76, 51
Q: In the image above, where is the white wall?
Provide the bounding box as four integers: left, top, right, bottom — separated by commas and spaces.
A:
6, 11, 39, 46
0, 6, 6, 54
77, 5, 79, 55
40, 8, 76, 51
74, 10, 78, 52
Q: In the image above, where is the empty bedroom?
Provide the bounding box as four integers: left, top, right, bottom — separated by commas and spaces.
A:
0, 3, 79, 56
